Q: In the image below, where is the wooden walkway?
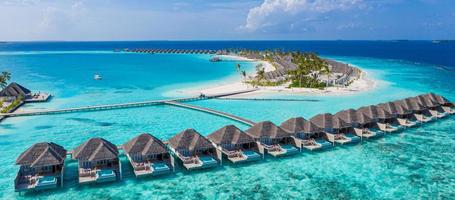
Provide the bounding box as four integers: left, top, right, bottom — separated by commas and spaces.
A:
0, 89, 258, 118
165, 101, 255, 126
216, 97, 320, 102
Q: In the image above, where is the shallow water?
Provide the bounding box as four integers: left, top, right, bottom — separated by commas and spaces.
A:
0, 44, 454, 199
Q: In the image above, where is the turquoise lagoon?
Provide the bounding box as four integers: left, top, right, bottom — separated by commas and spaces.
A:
0, 50, 454, 199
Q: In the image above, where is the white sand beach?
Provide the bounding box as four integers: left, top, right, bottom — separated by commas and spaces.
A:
176, 55, 377, 98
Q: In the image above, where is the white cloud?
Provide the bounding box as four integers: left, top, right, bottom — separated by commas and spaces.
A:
243, 0, 363, 31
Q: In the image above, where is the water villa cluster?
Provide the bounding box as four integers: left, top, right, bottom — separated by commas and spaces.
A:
0, 82, 50, 121
124, 49, 218, 54
14, 93, 453, 192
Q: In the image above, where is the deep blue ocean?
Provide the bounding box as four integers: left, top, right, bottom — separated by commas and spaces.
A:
1, 40, 455, 68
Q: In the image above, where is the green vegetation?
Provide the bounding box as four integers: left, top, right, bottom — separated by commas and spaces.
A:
232, 49, 333, 89
0, 71, 11, 89
289, 76, 326, 89
1, 95, 23, 113
287, 52, 330, 88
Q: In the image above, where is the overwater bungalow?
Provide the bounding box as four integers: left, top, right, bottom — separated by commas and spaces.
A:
418, 94, 451, 117
310, 113, 360, 145
426, 93, 454, 114
400, 98, 434, 123
391, 100, 418, 127
280, 117, 332, 151
122, 133, 173, 177
377, 102, 406, 130
357, 105, 398, 133
167, 129, 219, 170
0, 82, 32, 101
207, 125, 262, 163
376, 106, 400, 132
245, 121, 299, 157
413, 95, 443, 118
334, 109, 382, 139
15, 142, 66, 192
72, 138, 121, 184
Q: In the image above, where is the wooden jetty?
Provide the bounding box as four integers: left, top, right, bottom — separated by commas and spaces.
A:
125, 48, 218, 55
0, 89, 257, 118
165, 101, 256, 126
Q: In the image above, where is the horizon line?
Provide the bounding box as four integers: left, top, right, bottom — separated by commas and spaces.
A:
1, 39, 454, 43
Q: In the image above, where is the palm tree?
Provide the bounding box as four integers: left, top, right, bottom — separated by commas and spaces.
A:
255, 66, 265, 83
236, 63, 241, 72
241, 70, 247, 82
0, 71, 11, 89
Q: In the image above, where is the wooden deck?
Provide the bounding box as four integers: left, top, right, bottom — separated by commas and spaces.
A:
25, 93, 51, 103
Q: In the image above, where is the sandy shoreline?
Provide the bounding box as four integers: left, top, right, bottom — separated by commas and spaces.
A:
175, 55, 378, 98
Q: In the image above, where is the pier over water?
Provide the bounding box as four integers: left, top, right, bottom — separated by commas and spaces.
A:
0, 89, 258, 125
165, 101, 255, 126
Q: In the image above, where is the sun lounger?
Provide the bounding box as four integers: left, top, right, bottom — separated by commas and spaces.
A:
442, 106, 455, 114
397, 118, 417, 127
377, 123, 398, 133
334, 134, 352, 145
429, 109, 448, 118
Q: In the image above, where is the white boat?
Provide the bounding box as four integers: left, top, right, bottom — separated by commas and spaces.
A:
94, 74, 102, 80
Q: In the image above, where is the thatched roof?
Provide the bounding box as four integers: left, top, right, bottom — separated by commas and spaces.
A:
280, 117, 322, 134
356, 111, 375, 125
73, 138, 119, 161
376, 106, 393, 119
334, 109, 357, 124
122, 133, 168, 156
0, 82, 31, 97
207, 125, 255, 145
309, 113, 350, 130
167, 129, 214, 152
245, 121, 291, 139
356, 105, 379, 120
415, 95, 438, 108
402, 98, 426, 111
16, 142, 67, 167
425, 93, 452, 106
377, 102, 398, 115
392, 100, 412, 115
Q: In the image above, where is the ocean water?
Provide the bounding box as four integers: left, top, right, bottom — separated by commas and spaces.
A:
0, 41, 454, 199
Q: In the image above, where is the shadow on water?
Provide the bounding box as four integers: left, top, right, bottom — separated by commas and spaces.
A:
66, 117, 116, 127
113, 90, 133, 94
34, 125, 54, 130
0, 123, 16, 129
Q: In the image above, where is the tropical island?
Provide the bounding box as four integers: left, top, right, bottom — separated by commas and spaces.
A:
172, 49, 373, 96
0, 71, 51, 121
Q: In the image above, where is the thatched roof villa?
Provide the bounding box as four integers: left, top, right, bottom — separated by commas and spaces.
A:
122, 133, 173, 177
0, 82, 31, 98
167, 129, 218, 170
310, 113, 360, 145
280, 117, 332, 151
334, 109, 382, 139
15, 142, 66, 192
403, 97, 434, 122
416, 94, 449, 118
207, 125, 262, 163
72, 138, 121, 184
245, 121, 299, 156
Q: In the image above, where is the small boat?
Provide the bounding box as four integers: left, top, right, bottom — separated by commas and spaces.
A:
94, 74, 102, 80
210, 57, 222, 62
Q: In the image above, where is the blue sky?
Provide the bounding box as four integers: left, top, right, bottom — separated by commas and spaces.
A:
0, 0, 454, 41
